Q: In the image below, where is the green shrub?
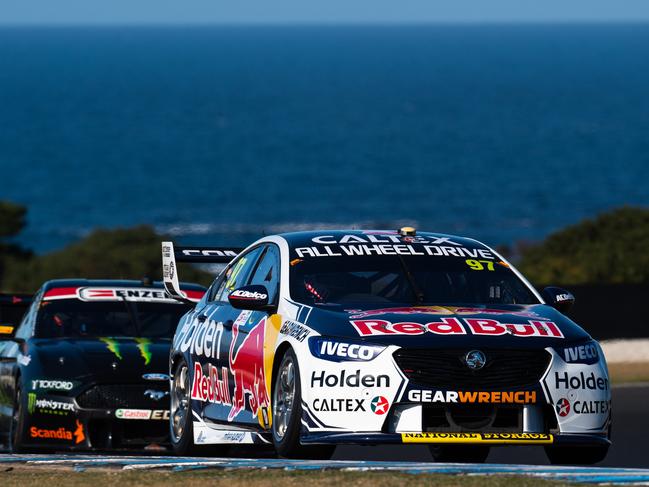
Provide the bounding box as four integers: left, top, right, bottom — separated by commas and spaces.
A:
0, 201, 32, 287
518, 207, 649, 285
0, 201, 27, 238
2, 225, 212, 293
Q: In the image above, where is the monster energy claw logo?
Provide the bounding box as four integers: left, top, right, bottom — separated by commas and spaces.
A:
100, 337, 123, 360
99, 337, 152, 365
135, 338, 152, 365
28, 393, 36, 414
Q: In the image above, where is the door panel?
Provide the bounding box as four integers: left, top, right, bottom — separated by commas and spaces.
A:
192, 247, 269, 428
225, 245, 281, 428
226, 309, 269, 427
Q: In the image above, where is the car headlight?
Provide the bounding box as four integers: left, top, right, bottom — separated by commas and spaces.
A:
308, 336, 385, 362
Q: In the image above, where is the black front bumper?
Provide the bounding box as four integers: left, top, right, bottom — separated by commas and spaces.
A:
301, 431, 611, 448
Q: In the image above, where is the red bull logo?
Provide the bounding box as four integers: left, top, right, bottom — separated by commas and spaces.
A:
348, 307, 449, 319
228, 317, 271, 423
352, 318, 563, 338
348, 306, 540, 320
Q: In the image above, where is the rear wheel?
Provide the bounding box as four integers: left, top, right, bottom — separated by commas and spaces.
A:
429, 445, 490, 463
170, 358, 227, 456
272, 349, 334, 459
544, 445, 609, 465
10, 380, 27, 452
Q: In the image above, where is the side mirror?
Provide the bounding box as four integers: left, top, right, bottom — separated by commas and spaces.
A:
542, 287, 575, 313
228, 285, 273, 312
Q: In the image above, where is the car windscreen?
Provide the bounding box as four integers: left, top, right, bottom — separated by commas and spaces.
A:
35, 300, 191, 339
289, 255, 540, 307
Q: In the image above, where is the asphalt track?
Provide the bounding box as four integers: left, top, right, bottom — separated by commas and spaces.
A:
335, 384, 649, 468
0, 385, 646, 485
2, 454, 649, 485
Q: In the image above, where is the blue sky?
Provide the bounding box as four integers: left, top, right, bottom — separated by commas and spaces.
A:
2, 0, 649, 24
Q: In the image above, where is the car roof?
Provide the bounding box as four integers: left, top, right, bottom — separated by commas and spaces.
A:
40, 279, 205, 291
276, 230, 490, 250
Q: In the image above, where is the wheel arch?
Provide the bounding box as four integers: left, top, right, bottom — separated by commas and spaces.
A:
13, 368, 24, 407
271, 341, 294, 397
10, 369, 28, 452
169, 351, 187, 379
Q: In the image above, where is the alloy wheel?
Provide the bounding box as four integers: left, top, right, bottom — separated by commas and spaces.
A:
171, 364, 189, 443
273, 355, 296, 440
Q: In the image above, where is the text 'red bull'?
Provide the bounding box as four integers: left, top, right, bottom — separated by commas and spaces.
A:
191, 362, 231, 405
351, 317, 563, 338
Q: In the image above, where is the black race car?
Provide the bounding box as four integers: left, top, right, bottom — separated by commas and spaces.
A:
0, 279, 205, 451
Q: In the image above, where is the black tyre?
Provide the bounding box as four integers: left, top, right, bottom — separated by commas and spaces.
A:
272, 349, 334, 459
429, 445, 490, 463
170, 358, 227, 456
10, 380, 27, 453
544, 445, 609, 465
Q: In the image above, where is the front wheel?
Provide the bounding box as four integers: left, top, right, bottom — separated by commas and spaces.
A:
272, 349, 334, 459
429, 445, 490, 463
10, 380, 27, 452
170, 358, 227, 456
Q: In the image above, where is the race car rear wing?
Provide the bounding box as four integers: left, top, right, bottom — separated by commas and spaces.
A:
161, 241, 243, 303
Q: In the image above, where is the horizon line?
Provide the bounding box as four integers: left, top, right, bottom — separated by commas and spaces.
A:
2, 20, 649, 28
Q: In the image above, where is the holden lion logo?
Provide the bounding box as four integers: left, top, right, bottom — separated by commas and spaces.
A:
370, 396, 389, 415
465, 350, 486, 370
556, 398, 571, 417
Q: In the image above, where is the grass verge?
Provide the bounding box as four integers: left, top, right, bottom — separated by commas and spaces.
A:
608, 362, 649, 383
0, 467, 578, 487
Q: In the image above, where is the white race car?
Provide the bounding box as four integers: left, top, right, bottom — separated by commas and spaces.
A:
162, 228, 611, 464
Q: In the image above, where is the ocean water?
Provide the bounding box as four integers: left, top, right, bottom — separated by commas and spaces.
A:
1, 25, 649, 253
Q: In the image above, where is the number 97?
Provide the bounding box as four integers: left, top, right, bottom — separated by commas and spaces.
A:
466, 259, 494, 271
